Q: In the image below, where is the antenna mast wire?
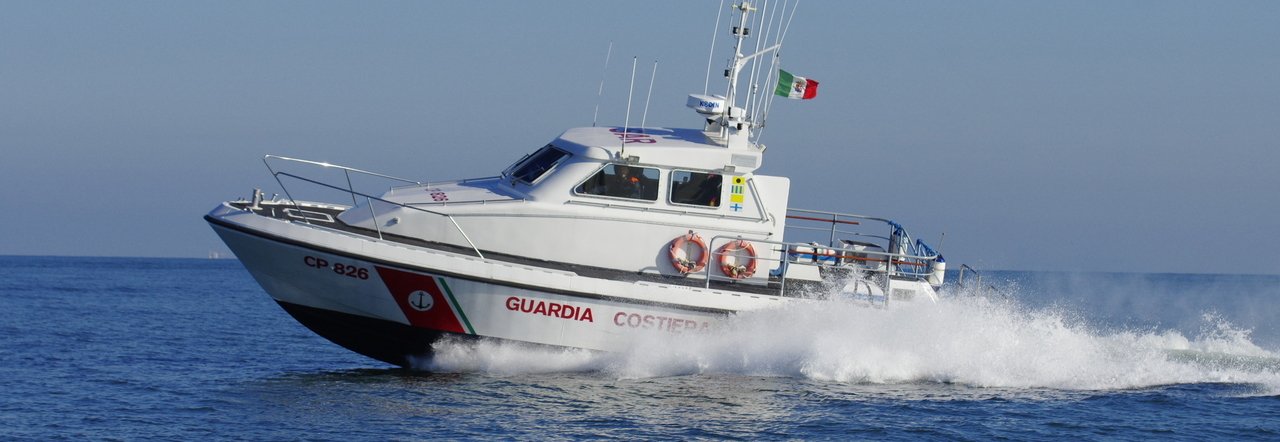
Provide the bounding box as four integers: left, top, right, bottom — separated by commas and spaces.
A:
592, 41, 614, 127
641, 60, 658, 129
747, 0, 780, 123
757, 0, 800, 143
703, 0, 727, 95
752, 0, 786, 124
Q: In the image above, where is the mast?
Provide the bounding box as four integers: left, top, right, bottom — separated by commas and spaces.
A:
718, 2, 780, 150
723, 1, 753, 129
687, 1, 794, 153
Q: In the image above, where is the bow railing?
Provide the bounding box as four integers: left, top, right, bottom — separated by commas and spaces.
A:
262, 155, 485, 259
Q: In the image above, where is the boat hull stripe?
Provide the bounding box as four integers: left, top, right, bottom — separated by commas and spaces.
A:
437, 277, 475, 334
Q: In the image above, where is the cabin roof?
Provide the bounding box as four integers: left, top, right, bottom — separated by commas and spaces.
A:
554, 127, 719, 154
550, 126, 762, 172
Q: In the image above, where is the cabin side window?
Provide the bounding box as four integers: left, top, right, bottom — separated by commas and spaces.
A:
669, 170, 722, 207
507, 145, 570, 185
575, 164, 660, 201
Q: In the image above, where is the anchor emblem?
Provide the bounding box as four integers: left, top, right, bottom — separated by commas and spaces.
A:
407, 290, 434, 312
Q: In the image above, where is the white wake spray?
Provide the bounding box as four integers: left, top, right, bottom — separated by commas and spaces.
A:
421, 293, 1280, 392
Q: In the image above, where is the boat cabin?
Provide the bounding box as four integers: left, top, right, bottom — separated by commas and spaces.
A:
336, 125, 796, 286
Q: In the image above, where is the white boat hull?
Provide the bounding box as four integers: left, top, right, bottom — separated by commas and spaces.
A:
207, 203, 788, 366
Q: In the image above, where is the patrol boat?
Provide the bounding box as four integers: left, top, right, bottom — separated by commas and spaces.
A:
205, 2, 947, 367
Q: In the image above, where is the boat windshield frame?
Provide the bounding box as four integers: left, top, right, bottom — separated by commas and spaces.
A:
505, 144, 571, 185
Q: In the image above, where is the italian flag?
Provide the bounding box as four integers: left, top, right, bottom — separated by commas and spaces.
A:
775, 69, 818, 100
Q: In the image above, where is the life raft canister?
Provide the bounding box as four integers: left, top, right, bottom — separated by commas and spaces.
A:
668, 232, 709, 274
717, 239, 757, 279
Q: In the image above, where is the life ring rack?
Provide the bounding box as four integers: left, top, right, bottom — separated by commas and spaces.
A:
668, 231, 709, 274
717, 239, 757, 279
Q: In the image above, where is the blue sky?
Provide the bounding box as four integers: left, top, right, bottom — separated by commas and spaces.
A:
2, 1, 1277, 274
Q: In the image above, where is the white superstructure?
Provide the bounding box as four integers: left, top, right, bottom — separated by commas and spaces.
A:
206, 2, 949, 367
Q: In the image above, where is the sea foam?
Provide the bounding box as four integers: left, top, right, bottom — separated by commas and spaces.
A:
422, 287, 1280, 393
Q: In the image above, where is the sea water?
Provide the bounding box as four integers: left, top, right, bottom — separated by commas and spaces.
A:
1, 256, 1278, 440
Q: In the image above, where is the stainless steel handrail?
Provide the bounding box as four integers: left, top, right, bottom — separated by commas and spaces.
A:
264, 155, 423, 186
262, 155, 486, 260
957, 264, 982, 288
745, 176, 771, 223
702, 234, 939, 300
564, 199, 761, 221
787, 207, 893, 224
785, 208, 890, 249
785, 225, 890, 242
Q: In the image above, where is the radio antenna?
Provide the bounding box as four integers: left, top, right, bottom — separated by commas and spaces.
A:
640, 59, 658, 129
621, 56, 638, 157
592, 41, 614, 127
703, 0, 726, 95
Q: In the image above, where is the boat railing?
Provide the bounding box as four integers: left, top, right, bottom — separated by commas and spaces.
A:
784, 208, 940, 265
262, 155, 486, 259
703, 234, 939, 301
956, 264, 983, 289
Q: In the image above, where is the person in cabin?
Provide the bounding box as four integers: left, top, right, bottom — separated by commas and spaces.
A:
695, 173, 722, 206
609, 165, 643, 199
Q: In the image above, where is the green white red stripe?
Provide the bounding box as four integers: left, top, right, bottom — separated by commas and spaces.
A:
775, 69, 818, 100
436, 277, 475, 334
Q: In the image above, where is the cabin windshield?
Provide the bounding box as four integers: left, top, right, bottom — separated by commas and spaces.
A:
507, 145, 570, 185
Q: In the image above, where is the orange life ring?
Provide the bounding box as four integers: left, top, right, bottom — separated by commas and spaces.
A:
717, 239, 757, 279
668, 232, 708, 274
